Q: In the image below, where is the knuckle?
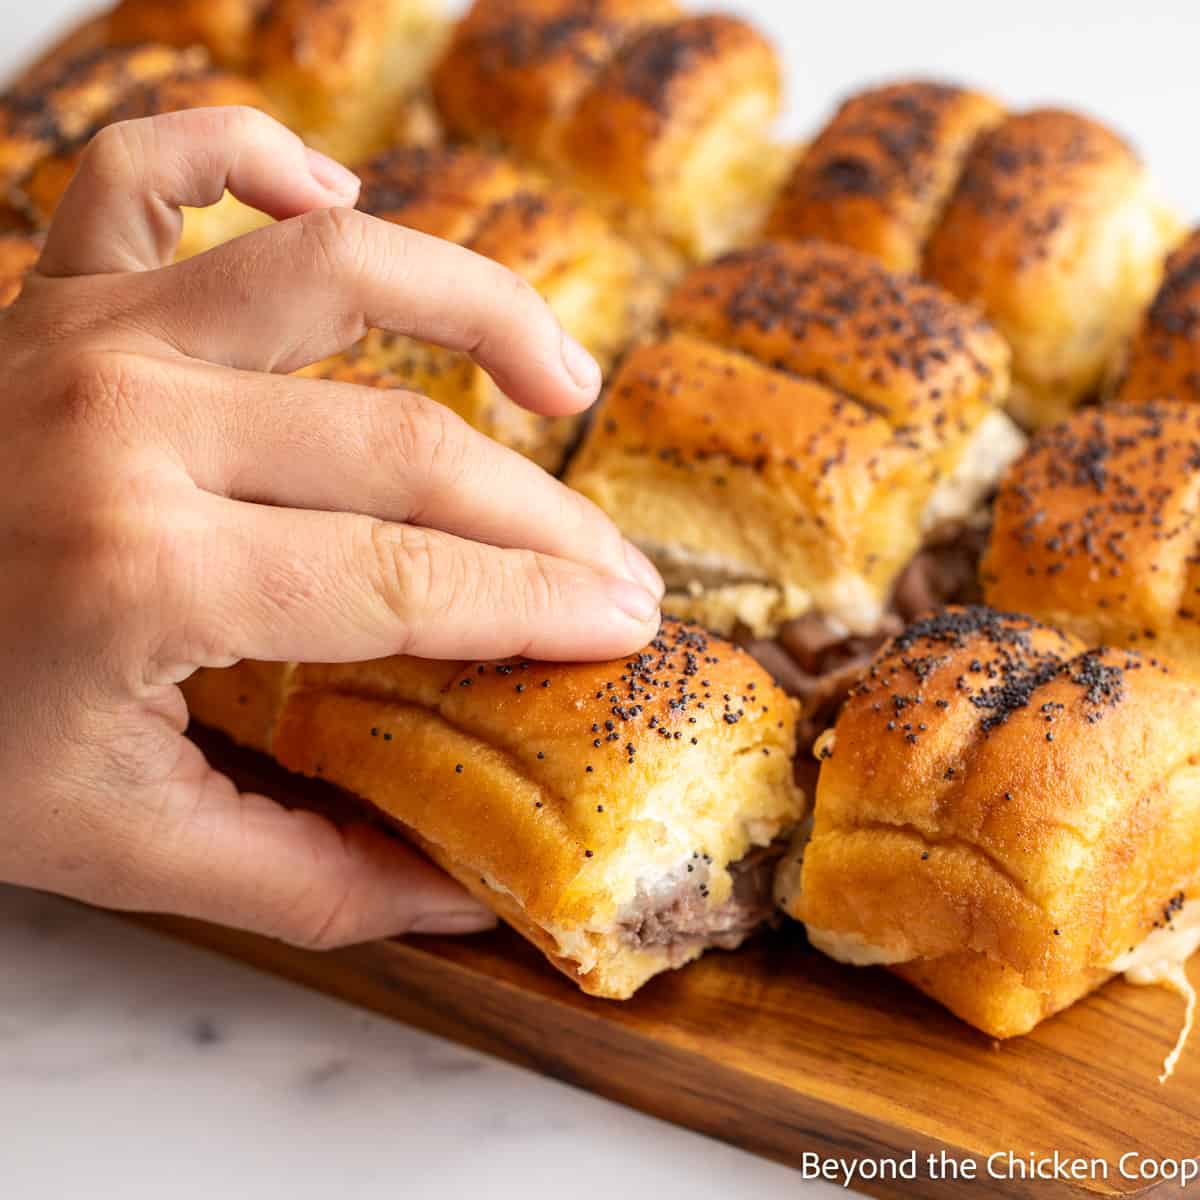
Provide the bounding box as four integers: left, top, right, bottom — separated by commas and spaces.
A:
82, 119, 142, 184
297, 205, 372, 278
364, 521, 440, 645
382, 392, 469, 488
506, 547, 561, 621
54, 347, 142, 433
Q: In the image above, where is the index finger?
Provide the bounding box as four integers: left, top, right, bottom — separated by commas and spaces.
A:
144, 205, 603, 415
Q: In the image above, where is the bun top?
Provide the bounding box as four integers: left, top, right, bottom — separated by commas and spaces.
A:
432, 0, 679, 159
983, 402, 1200, 642
1118, 227, 1200, 406
801, 605, 1200, 983
662, 239, 1010, 448
766, 79, 1004, 273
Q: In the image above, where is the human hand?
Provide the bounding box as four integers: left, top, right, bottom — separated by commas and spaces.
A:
0, 106, 663, 947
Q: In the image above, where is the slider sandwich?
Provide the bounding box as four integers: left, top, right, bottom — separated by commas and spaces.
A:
310, 143, 662, 472
187, 620, 806, 998
566, 239, 1024, 733
766, 81, 1179, 429
1113, 227, 1200, 406
781, 606, 1200, 1078
107, 0, 449, 163
982, 401, 1200, 672
765, 80, 1004, 274
432, 0, 789, 259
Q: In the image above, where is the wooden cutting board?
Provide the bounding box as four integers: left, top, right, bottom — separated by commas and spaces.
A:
138, 731, 1200, 1199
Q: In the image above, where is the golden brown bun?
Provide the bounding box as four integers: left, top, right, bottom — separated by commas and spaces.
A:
181, 661, 296, 755
567, 240, 1020, 636
314, 144, 661, 471
1115, 227, 1200, 406
982, 402, 1200, 671
557, 14, 783, 258
245, 620, 805, 999
107, 2, 449, 158
0, 232, 41, 307
432, 3, 782, 258
925, 109, 1179, 429
108, 0, 268, 70
432, 0, 677, 161
355, 142, 530, 241
790, 606, 1200, 1037
19, 67, 276, 256
662, 240, 1009, 441
253, 0, 449, 163
0, 43, 200, 195
765, 80, 1004, 273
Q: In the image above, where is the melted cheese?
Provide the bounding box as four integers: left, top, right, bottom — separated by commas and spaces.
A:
1108, 904, 1200, 1082
920, 410, 1027, 538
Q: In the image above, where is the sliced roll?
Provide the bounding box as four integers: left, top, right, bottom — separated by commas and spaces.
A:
107, 0, 449, 163
431, 1, 785, 258
567, 240, 1022, 641
925, 109, 1179, 429
186, 620, 805, 999
783, 606, 1200, 1061
765, 80, 1004, 273
1114, 228, 1200, 406
982, 401, 1200, 671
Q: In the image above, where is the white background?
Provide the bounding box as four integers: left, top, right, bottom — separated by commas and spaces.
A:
1, 2, 1197, 1198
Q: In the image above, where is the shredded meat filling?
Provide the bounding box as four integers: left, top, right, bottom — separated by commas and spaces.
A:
620, 842, 784, 961
741, 529, 988, 749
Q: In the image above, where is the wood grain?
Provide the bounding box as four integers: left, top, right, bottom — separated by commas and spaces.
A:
134, 731, 1200, 1199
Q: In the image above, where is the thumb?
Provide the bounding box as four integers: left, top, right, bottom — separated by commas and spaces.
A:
130, 737, 496, 947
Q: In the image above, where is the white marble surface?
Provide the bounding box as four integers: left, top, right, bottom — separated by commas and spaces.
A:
4, 2, 1200, 1197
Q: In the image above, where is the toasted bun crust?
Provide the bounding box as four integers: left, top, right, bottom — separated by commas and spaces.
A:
663, 240, 1008, 443
925, 109, 1178, 429
0, 232, 41, 307
982, 402, 1200, 671
791, 606, 1200, 1037
1116, 227, 1200, 406
314, 143, 660, 471
181, 662, 296, 755
567, 240, 1017, 636
557, 14, 782, 255
766, 80, 1004, 273
432, 2, 781, 257
20, 67, 275, 243
108, 0, 268, 69
256, 619, 804, 998
432, 0, 677, 161
0, 43, 200, 195
253, 0, 448, 163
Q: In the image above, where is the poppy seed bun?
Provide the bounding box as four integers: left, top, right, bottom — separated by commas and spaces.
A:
766, 80, 1004, 273
787, 606, 1200, 1039
567, 240, 1021, 636
253, 619, 804, 998
925, 109, 1179, 429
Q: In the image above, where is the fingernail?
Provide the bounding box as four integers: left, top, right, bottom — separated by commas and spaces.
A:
409, 908, 498, 936
560, 330, 602, 394
624, 539, 664, 599
606, 576, 660, 624
305, 146, 361, 202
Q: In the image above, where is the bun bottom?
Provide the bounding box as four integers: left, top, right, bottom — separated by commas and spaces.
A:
181, 662, 294, 755
893, 953, 1110, 1039
405, 826, 711, 1000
